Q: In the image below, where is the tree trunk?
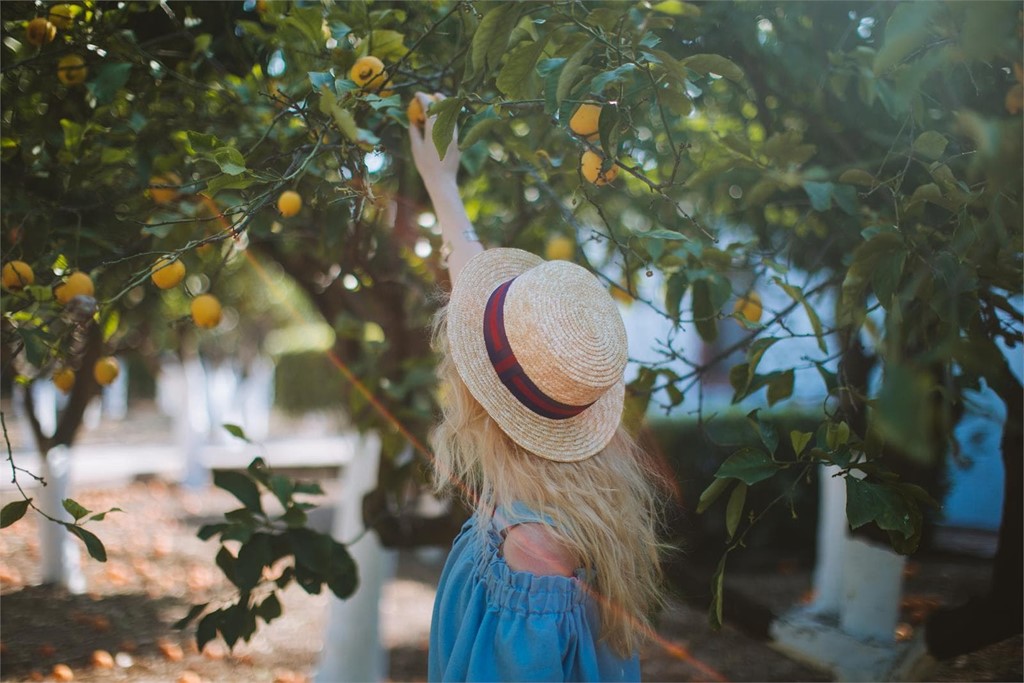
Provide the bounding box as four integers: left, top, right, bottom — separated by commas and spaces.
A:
924, 363, 1023, 659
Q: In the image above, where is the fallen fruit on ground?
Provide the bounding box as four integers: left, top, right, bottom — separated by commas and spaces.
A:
148, 173, 182, 205
53, 368, 75, 394
151, 258, 186, 290
55, 272, 94, 304
2, 261, 34, 290
57, 54, 87, 86
91, 650, 114, 669
544, 236, 574, 261
25, 18, 56, 46
93, 357, 120, 386
569, 103, 602, 137
350, 56, 387, 90
277, 190, 302, 217
52, 663, 74, 682
191, 294, 222, 328
734, 291, 763, 323
580, 150, 618, 186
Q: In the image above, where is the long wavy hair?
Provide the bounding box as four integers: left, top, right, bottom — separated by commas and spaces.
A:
429, 303, 667, 657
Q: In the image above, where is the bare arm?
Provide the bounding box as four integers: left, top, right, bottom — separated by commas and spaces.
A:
409, 93, 484, 284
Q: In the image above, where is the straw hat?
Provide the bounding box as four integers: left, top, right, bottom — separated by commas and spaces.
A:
447, 248, 628, 462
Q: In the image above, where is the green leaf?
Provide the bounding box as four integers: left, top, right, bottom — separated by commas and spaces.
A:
802, 181, 834, 212
184, 131, 222, 156
556, 41, 593, 106
692, 279, 718, 342
60, 118, 84, 152
196, 611, 221, 652
325, 540, 358, 599
204, 173, 254, 197
269, 475, 294, 508
912, 131, 948, 160
665, 271, 689, 322
213, 470, 263, 513
714, 447, 780, 485
645, 229, 688, 240
589, 64, 640, 94
86, 62, 132, 105
709, 554, 727, 630
773, 279, 827, 353
871, 247, 907, 307
62, 498, 91, 521
790, 431, 813, 457
215, 546, 237, 584
367, 30, 408, 61
838, 169, 876, 187
872, 364, 935, 463
235, 533, 272, 590
873, 2, 940, 74
680, 54, 744, 82
431, 97, 464, 161
471, 4, 520, 77
496, 37, 548, 100
766, 369, 794, 407
65, 524, 107, 562
696, 477, 731, 514
212, 147, 246, 176
725, 483, 747, 540
846, 477, 916, 538
1, 499, 31, 528
308, 71, 334, 91
256, 593, 282, 623
198, 523, 228, 541
223, 424, 251, 443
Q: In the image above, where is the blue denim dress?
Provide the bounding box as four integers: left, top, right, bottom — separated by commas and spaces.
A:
428, 503, 640, 682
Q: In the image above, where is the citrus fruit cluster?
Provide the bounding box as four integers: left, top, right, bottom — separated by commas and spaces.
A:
569, 103, 619, 186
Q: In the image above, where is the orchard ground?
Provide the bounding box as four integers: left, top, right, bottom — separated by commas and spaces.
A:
0, 402, 1020, 683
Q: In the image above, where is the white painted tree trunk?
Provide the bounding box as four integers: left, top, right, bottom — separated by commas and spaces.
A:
809, 464, 848, 616
38, 445, 86, 593
839, 537, 905, 642
181, 356, 210, 490
316, 433, 396, 683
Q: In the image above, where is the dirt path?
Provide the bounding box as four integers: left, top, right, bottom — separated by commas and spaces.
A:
1, 477, 1019, 682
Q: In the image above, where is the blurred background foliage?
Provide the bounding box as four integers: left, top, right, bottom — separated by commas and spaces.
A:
2, 0, 1021, 632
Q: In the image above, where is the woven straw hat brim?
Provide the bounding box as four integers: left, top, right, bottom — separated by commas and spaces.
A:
447, 249, 625, 463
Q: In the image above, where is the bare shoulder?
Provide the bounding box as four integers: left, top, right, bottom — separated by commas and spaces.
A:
502, 523, 578, 577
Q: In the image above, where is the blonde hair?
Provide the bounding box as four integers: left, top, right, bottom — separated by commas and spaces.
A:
430, 303, 666, 657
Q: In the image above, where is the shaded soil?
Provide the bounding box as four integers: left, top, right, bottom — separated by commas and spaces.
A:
1, 477, 1020, 682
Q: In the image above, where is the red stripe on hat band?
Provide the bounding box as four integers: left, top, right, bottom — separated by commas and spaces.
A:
483, 278, 595, 421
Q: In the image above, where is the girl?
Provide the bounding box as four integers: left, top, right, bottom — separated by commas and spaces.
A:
410, 93, 665, 682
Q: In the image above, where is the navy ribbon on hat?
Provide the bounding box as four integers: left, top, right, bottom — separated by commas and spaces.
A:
483, 277, 595, 420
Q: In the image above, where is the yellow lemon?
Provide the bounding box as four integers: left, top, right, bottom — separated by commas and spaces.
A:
55, 272, 94, 304
53, 367, 75, 394
2, 261, 34, 290
277, 190, 302, 217
349, 56, 387, 90
57, 54, 87, 86
93, 357, 120, 386
148, 172, 182, 205
151, 258, 186, 290
580, 150, 618, 186
569, 103, 602, 137
191, 294, 222, 329
48, 3, 76, 30
734, 291, 763, 323
544, 236, 574, 261
26, 18, 57, 46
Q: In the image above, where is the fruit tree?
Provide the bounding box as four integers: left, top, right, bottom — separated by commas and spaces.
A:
2, 0, 1020, 659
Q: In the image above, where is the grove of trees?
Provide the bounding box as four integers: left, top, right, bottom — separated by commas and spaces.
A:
2, 0, 1020, 662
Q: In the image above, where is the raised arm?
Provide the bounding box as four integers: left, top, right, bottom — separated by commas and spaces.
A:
408, 93, 484, 284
